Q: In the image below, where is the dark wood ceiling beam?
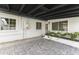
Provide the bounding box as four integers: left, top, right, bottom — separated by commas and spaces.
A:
18, 4, 25, 13
38, 6, 79, 18
43, 12, 79, 20
55, 10, 79, 17
44, 14, 79, 20
43, 10, 79, 19
54, 13, 79, 19
65, 14, 79, 17
33, 4, 68, 17
27, 4, 44, 15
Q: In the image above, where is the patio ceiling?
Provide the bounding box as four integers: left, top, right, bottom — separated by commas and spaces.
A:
0, 4, 79, 20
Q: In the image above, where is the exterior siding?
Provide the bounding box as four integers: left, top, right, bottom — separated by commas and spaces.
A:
0, 10, 79, 43
68, 17, 79, 32
48, 17, 79, 33
0, 11, 46, 43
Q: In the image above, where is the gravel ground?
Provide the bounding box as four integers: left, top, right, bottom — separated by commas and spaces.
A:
0, 37, 79, 55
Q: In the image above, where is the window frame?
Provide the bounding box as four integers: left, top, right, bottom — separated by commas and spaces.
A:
59, 21, 68, 31
36, 22, 42, 30
0, 17, 16, 31
52, 20, 68, 31
52, 22, 59, 31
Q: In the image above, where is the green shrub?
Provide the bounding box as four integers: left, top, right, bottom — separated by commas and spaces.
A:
53, 33, 58, 37
49, 32, 60, 37
50, 32, 56, 35
57, 32, 61, 34
74, 32, 79, 36
45, 32, 58, 37
45, 32, 51, 36
45, 31, 79, 41
69, 32, 79, 40
69, 33, 77, 40
56, 32, 62, 37
61, 33, 66, 36
45, 31, 53, 38
61, 32, 78, 40
60, 32, 69, 37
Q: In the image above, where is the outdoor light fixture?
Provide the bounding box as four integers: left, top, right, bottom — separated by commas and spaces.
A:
25, 23, 30, 29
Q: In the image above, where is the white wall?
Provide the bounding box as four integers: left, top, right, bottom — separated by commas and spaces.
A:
0, 11, 46, 43
68, 17, 79, 32
22, 17, 46, 38
48, 17, 79, 33
1, 10, 79, 43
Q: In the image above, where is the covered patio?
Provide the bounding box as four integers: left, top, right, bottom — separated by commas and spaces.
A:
0, 4, 79, 55
0, 36, 79, 55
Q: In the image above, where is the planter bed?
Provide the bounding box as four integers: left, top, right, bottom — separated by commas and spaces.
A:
45, 32, 79, 41
45, 35, 79, 42
43, 35, 79, 49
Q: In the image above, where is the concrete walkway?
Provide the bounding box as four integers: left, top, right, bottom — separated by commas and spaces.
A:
0, 37, 79, 55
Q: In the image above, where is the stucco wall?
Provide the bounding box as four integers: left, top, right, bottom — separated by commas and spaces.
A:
0, 11, 46, 43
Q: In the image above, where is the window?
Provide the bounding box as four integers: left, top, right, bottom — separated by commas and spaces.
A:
52, 21, 68, 31
10, 19, 16, 30
36, 22, 42, 30
52, 22, 58, 30
0, 17, 16, 30
59, 21, 68, 31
